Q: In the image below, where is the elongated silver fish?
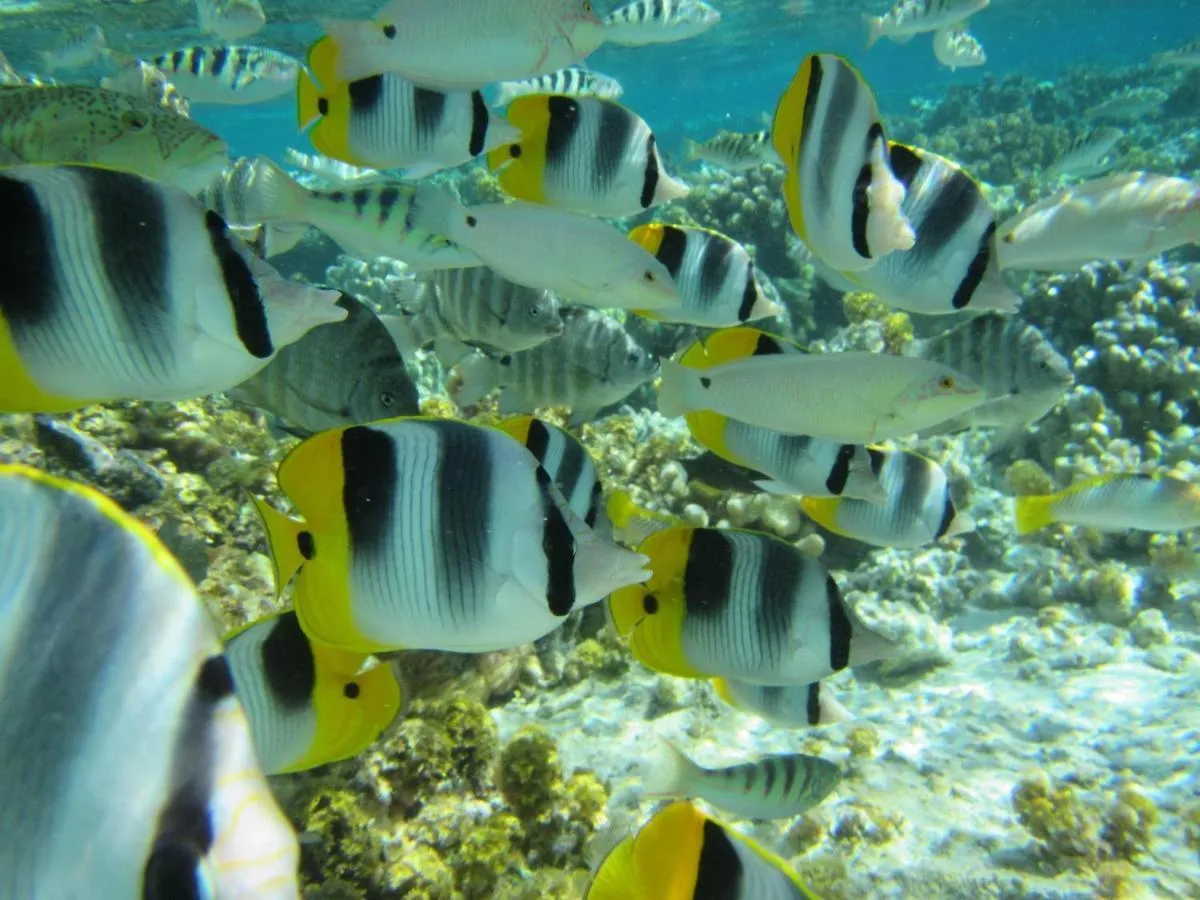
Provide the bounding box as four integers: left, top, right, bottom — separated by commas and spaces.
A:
1086, 87, 1168, 121
908, 312, 1074, 437
865, 0, 989, 49
152, 45, 297, 105
494, 66, 624, 106
685, 129, 780, 170
646, 742, 842, 821
604, 0, 721, 46
452, 307, 659, 424
1045, 127, 1124, 180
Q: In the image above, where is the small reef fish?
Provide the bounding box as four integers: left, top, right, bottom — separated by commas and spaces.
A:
225, 610, 402, 775
1014, 473, 1200, 535
864, 0, 989, 49
645, 743, 842, 821
626, 224, 782, 327
318, 0, 607, 89
672, 329, 886, 502
101, 56, 191, 118
300, 37, 519, 174
451, 307, 659, 424
0, 164, 345, 413
587, 800, 823, 900
685, 128, 781, 170
200, 157, 311, 257
608, 526, 901, 685
932, 25, 986, 70
384, 266, 564, 362
0, 84, 228, 194
232, 157, 482, 271
493, 66, 624, 106
39, 24, 106, 72
488, 95, 689, 218
907, 312, 1074, 438
0, 464, 299, 897
800, 449, 975, 549
996, 171, 1200, 271
657, 326, 985, 444
1045, 127, 1124, 180
712, 678, 855, 728
408, 193, 682, 310
496, 415, 610, 533
773, 54, 916, 274
254, 417, 650, 654
196, 0, 266, 42
844, 142, 1018, 315
603, 0, 721, 46
1152, 40, 1200, 69
284, 148, 386, 187
152, 45, 298, 106
1086, 87, 1168, 121
230, 293, 420, 435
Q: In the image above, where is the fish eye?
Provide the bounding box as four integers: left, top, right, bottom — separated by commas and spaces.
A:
528, 305, 541, 318
343, 681, 361, 699
627, 351, 639, 364
937, 375, 956, 390
642, 593, 658, 614
121, 111, 148, 131
582, 0, 592, 11
379, 390, 396, 408
643, 271, 656, 282
382, 23, 398, 39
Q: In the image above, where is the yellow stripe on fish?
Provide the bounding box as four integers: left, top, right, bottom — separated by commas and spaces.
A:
772, 53, 914, 273
488, 94, 689, 217
225, 610, 402, 774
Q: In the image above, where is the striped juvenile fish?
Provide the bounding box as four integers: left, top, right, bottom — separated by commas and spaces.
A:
773, 54, 915, 274
230, 156, 482, 271
604, 0, 721, 46
801, 449, 975, 549
932, 26, 987, 69
101, 56, 191, 117
0, 464, 299, 897
864, 0, 989, 49
844, 142, 1018, 315
712, 678, 854, 728
626, 224, 783, 326
300, 36, 520, 175
908, 312, 1073, 437
1014, 473, 1200, 535
452, 307, 659, 424
1045, 127, 1124, 180
0, 164, 345, 413
196, 0, 266, 42
153, 45, 298, 105
494, 66, 624, 106
608, 527, 902, 685
645, 743, 842, 820
384, 266, 564, 362
489, 95, 689, 217
684, 128, 780, 170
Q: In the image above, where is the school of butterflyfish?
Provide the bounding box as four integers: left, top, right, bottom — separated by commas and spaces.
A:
2, 0, 1199, 893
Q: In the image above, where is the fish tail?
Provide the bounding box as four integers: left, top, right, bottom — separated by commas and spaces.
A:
377, 308, 437, 357
643, 739, 701, 799
1013, 494, 1057, 535
244, 155, 306, 223
449, 352, 502, 407
863, 14, 884, 50
296, 65, 326, 133
492, 82, 516, 107
683, 138, 700, 161
408, 182, 467, 242
655, 359, 694, 419
571, 532, 651, 607
250, 495, 309, 598
605, 489, 680, 547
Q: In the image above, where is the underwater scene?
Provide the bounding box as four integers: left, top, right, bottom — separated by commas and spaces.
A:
0, 0, 1199, 897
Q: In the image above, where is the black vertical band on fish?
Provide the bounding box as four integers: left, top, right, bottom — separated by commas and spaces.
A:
887, 142, 922, 186
594, 100, 635, 194
348, 75, 386, 116
412, 86, 447, 141
756, 535, 802, 665
211, 46, 230, 77
951, 222, 995, 310
640, 133, 660, 209
188, 46, 205, 76
468, 91, 489, 156
433, 420, 493, 626
805, 682, 822, 725
654, 224, 688, 275
260, 612, 317, 711
780, 754, 799, 796
695, 819, 744, 894
825, 444, 856, 495
341, 425, 397, 556
736, 270, 758, 322
697, 232, 733, 302
935, 491, 956, 539
0, 174, 57, 328
825, 574, 852, 671
534, 465, 578, 617
204, 210, 271, 359
545, 95, 584, 179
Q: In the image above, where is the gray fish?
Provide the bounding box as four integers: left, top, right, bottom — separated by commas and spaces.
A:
1086, 87, 1168, 121
451, 307, 659, 424
493, 66, 624, 106
230, 292, 419, 435
645, 741, 842, 820
908, 312, 1074, 437
384, 266, 565, 364
1045, 127, 1123, 180
1152, 40, 1200, 68
684, 129, 780, 170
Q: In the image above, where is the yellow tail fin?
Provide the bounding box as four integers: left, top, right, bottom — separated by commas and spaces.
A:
250, 496, 308, 598
1013, 495, 1057, 535
487, 95, 548, 203
296, 67, 325, 133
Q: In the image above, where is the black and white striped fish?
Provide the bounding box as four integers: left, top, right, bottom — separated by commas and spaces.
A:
608, 527, 903, 685
604, 0, 721, 46
0, 464, 298, 897
0, 164, 346, 413
494, 66, 624, 106
254, 418, 650, 654
451, 307, 660, 425
801, 449, 975, 548
489, 95, 689, 217
645, 742, 842, 820
684, 128, 781, 170
712, 678, 854, 728
845, 142, 1018, 315
152, 44, 297, 105
626, 223, 783, 326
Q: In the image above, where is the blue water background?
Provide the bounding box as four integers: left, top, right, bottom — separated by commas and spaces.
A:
192, 0, 1197, 165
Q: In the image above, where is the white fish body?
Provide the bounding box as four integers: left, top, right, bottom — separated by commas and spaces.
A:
493, 67, 624, 106
865, 0, 989, 49
712, 678, 855, 729
658, 351, 985, 444
411, 191, 682, 310
153, 46, 299, 105
320, 0, 607, 89
39, 25, 106, 73
997, 171, 1200, 271
603, 0, 721, 46
1045, 127, 1124, 181
196, 0, 266, 42
932, 25, 986, 69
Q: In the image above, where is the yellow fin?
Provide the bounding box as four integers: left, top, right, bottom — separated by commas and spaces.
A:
627, 222, 667, 255
772, 55, 817, 242
251, 495, 308, 599
0, 314, 96, 413
494, 414, 536, 446
605, 490, 681, 548
710, 677, 737, 709
682, 410, 735, 464
627, 801, 706, 899
488, 94, 549, 204
799, 495, 850, 537
1013, 494, 1058, 535
304, 35, 340, 92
